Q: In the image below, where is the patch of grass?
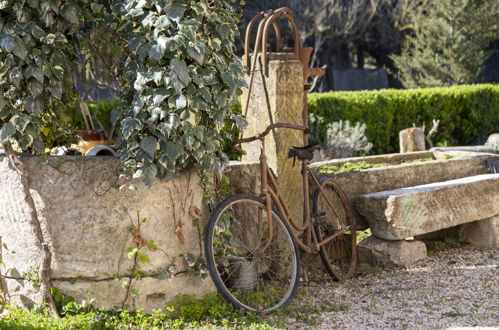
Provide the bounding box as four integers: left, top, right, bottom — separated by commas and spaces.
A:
319, 158, 435, 174
319, 161, 389, 174
0, 293, 273, 329
401, 157, 434, 163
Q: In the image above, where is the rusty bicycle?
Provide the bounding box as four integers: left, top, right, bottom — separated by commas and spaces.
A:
204, 122, 357, 313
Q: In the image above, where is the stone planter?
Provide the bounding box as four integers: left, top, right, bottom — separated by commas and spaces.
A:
0, 155, 214, 312
309, 150, 496, 229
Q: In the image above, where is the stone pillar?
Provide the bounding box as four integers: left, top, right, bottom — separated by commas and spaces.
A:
241, 53, 304, 225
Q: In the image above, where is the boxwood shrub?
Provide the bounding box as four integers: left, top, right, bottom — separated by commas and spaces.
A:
308, 84, 499, 154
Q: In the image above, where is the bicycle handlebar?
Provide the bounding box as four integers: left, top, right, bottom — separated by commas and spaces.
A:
231, 123, 309, 154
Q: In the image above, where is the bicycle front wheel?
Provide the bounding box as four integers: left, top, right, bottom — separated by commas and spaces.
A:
205, 194, 300, 313
312, 179, 357, 281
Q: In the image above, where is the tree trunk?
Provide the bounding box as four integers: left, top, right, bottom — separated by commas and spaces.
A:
1, 142, 59, 317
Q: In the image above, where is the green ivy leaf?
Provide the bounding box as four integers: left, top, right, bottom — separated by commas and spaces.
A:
175, 94, 187, 109
0, 34, 15, 53
143, 163, 158, 185
23, 66, 44, 83
61, 3, 80, 24
48, 80, 62, 99
90, 3, 103, 14
25, 97, 43, 114
169, 58, 190, 93
32, 139, 45, 154
0, 122, 15, 143
140, 136, 157, 159
187, 45, 204, 65
152, 88, 171, 106
11, 114, 30, 132
51, 66, 64, 80
19, 134, 34, 150
155, 15, 171, 29
168, 263, 180, 275
9, 67, 22, 88
121, 118, 142, 139
28, 80, 43, 96
161, 141, 183, 160
164, 3, 185, 23
26, 21, 46, 39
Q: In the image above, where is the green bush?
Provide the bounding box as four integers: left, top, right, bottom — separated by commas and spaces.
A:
308, 84, 499, 154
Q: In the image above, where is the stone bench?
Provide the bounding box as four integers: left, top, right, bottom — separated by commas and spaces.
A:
355, 174, 499, 267
355, 174, 499, 240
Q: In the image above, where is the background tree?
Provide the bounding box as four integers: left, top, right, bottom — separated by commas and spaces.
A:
239, 0, 422, 91
392, 0, 499, 87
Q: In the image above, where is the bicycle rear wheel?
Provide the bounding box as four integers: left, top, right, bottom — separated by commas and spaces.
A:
205, 194, 300, 313
312, 179, 357, 281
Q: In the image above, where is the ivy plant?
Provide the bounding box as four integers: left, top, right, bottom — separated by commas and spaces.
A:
115, 0, 247, 185
0, 0, 82, 151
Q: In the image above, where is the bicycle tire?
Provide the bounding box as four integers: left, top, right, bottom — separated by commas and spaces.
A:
312, 179, 357, 281
205, 194, 301, 313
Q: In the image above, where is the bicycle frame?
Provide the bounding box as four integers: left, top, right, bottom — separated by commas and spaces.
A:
254, 134, 348, 255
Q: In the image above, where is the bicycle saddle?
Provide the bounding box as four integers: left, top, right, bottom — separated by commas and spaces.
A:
287, 144, 321, 161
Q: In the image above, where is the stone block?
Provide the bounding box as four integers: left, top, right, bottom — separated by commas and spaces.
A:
0, 155, 213, 310
358, 236, 427, 267
241, 53, 304, 225
458, 215, 499, 249
355, 174, 499, 240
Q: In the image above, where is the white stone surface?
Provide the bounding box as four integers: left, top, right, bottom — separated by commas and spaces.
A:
358, 236, 427, 267
356, 174, 499, 240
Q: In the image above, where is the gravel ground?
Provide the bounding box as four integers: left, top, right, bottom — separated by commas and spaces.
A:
282, 246, 498, 329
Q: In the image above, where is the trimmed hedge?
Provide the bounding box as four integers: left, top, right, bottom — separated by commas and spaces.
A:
308, 84, 499, 154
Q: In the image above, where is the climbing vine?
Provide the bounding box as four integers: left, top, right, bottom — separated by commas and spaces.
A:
0, 0, 244, 314
115, 0, 246, 185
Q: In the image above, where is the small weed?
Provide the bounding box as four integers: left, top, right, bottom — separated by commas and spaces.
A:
21, 266, 40, 287
356, 228, 371, 242
442, 311, 466, 317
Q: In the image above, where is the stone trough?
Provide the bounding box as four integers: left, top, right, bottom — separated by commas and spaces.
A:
309, 148, 499, 267
0, 155, 215, 312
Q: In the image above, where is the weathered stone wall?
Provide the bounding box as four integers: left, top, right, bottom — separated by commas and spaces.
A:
0, 155, 214, 311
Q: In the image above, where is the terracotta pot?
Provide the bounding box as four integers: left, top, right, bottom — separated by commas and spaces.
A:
74, 130, 109, 154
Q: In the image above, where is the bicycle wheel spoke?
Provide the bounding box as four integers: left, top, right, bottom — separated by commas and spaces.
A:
205, 194, 300, 313
313, 180, 357, 281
